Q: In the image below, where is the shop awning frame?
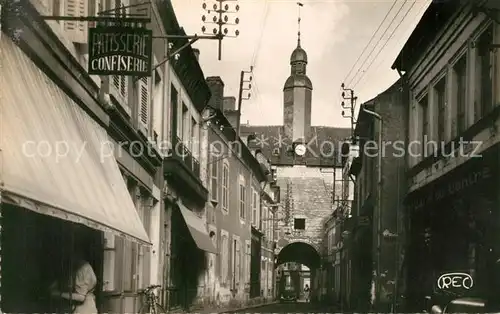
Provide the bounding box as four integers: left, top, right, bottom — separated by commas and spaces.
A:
176, 201, 217, 254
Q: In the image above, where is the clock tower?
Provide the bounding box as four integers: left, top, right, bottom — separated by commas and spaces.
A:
283, 10, 312, 144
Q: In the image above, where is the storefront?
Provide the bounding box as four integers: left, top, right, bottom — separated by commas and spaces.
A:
165, 196, 217, 310
0, 31, 151, 313
250, 227, 262, 298
405, 144, 500, 311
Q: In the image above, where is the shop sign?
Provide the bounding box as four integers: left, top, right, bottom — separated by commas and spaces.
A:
412, 166, 492, 210
88, 26, 152, 76
437, 272, 473, 290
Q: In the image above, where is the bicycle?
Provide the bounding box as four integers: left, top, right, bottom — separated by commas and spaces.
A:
139, 285, 167, 314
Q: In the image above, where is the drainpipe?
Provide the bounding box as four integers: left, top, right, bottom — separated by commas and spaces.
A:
362, 107, 383, 310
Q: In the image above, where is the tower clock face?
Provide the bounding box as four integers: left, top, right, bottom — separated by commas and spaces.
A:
294, 144, 307, 156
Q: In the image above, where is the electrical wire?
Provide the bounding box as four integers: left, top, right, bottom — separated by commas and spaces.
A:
342, 0, 398, 86
356, 0, 430, 92
352, 0, 417, 89
244, 0, 269, 121
346, 0, 409, 87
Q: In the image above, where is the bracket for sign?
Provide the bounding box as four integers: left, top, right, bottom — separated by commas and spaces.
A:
40, 15, 151, 24
132, 34, 220, 82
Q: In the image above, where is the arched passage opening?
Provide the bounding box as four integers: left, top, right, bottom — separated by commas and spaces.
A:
276, 242, 321, 269
275, 242, 321, 302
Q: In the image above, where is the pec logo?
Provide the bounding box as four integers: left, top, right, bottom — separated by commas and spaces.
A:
437, 272, 473, 290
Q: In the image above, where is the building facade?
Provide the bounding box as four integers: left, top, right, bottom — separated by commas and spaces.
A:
392, 1, 500, 311
347, 79, 406, 312
204, 76, 273, 308
155, 1, 218, 311
321, 142, 356, 309
1, 0, 164, 313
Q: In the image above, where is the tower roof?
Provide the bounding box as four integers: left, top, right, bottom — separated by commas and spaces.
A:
290, 46, 308, 63
284, 74, 312, 90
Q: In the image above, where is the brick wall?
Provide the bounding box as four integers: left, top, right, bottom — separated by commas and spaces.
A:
275, 166, 334, 253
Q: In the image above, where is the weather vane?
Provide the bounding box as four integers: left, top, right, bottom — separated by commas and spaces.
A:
297, 2, 303, 46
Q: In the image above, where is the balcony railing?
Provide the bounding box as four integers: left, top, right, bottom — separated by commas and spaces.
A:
173, 136, 200, 177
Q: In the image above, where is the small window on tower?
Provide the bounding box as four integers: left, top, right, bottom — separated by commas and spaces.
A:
294, 218, 306, 230
296, 62, 305, 75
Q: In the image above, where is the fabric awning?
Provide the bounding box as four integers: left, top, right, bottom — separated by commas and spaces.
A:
177, 202, 217, 254
0, 35, 150, 245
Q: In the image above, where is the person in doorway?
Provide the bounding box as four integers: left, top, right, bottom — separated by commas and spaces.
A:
49, 247, 98, 314
304, 284, 311, 303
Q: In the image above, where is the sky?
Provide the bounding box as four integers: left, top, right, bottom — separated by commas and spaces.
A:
171, 0, 431, 128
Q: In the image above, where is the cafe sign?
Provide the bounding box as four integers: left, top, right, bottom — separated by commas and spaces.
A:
88, 26, 153, 76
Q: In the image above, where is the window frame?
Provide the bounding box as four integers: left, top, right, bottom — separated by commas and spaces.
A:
474, 23, 495, 120
293, 217, 306, 230
434, 76, 447, 143
418, 94, 429, 156
453, 54, 468, 135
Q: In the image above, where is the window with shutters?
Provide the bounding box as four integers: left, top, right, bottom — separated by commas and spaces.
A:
246, 242, 251, 283
102, 232, 116, 291
234, 239, 241, 285
170, 85, 178, 141
111, 1, 129, 111
475, 25, 495, 121
138, 77, 150, 132
454, 55, 467, 135
51, 0, 89, 43
221, 233, 229, 285
434, 77, 446, 143
251, 188, 259, 226
210, 147, 219, 203
419, 95, 429, 156
191, 118, 198, 157
222, 161, 229, 212
239, 181, 246, 219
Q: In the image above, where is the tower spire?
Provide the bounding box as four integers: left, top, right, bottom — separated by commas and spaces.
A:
297, 2, 303, 47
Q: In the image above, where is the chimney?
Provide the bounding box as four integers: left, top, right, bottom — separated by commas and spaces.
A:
206, 76, 224, 110
223, 96, 237, 111
192, 48, 200, 61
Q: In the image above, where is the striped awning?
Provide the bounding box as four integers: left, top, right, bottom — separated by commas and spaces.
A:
0, 35, 150, 245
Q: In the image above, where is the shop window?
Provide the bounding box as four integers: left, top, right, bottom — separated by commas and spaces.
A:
294, 218, 306, 230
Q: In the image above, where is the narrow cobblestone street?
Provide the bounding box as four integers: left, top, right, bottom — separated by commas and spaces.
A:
226, 301, 338, 313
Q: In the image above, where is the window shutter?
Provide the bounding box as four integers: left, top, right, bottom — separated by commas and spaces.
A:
64, 0, 88, 43
138, 77, 150, 129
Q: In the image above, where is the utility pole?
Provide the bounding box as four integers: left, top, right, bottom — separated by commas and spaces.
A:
340, 83, 358, 140
202, 0, 241, 60
236, 67, 253, 137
